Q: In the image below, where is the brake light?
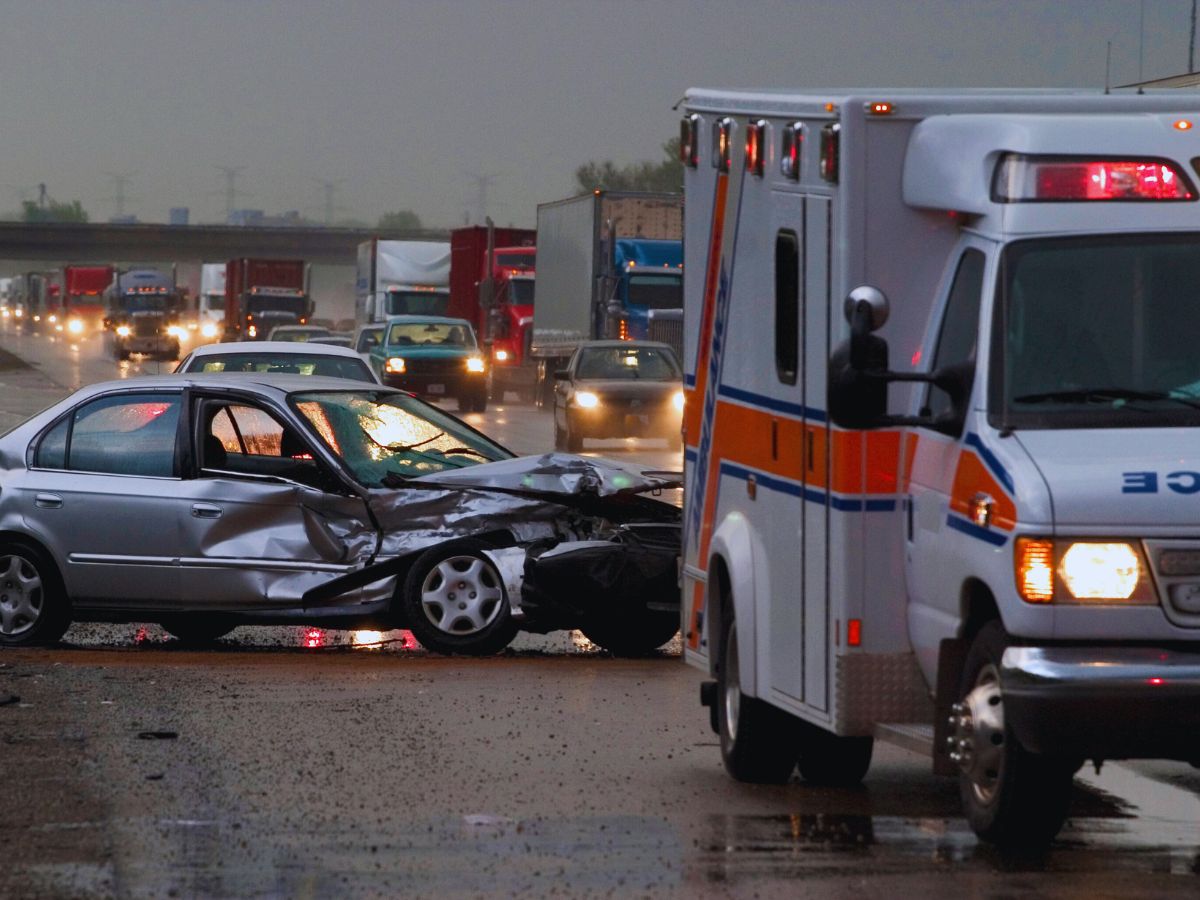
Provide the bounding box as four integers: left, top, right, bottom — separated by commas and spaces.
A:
993, 154, 1195, 202
847, 619, 862, 647
819, 122, 840, 184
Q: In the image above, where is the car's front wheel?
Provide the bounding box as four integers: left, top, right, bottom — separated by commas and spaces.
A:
401, 539, 518, 656
0, 541, 70, 647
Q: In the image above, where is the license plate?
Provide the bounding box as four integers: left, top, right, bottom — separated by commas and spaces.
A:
427, 384, 445, 395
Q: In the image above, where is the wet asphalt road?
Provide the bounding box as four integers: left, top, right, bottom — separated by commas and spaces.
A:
0, 322, 1198, 897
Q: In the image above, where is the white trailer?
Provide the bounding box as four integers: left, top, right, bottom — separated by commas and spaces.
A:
355, 240, 451, 327
680, 88, 1200, 847
198, 263, 226, 340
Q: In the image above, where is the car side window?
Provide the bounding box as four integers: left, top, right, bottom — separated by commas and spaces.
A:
200, 401, 336, 491
56, 393, 182, 477
35, 416, 69, 469
926, 249, 986, 422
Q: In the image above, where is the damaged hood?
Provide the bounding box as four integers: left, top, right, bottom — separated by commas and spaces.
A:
408, 453, 681, 499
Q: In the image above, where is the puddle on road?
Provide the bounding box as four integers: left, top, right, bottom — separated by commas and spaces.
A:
62, 622, 682, 657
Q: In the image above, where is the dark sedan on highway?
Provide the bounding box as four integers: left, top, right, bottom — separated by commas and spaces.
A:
553, 341, 684, 452
0, 375, 680, 655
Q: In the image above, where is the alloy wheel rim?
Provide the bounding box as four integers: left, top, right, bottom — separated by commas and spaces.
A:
420, 555, 504, 636
724, 623, 741, 739
0, 554, 44, 637
949, 661, 1006, 804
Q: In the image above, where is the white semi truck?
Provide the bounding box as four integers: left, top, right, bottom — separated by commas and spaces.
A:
355, 240, 451, 327
679, 88, 1200, 847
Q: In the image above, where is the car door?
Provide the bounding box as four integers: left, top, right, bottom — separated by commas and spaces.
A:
23, 389, 185, 607
173, 393, 376, 610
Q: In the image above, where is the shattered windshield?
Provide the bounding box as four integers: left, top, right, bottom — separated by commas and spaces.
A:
291, 390, 511, 485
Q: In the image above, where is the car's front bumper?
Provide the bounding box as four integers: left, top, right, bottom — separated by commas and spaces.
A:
1001, 645, 1200, 761
382, 371, 485, 398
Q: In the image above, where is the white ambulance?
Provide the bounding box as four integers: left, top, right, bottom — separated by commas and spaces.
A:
679, 89, 1200, 846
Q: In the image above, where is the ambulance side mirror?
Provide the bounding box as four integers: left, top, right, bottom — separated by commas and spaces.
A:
828, 287, 891, 428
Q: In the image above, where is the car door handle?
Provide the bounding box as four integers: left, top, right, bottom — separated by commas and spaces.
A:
34, 493, 63, 509
191, 503, 223, 519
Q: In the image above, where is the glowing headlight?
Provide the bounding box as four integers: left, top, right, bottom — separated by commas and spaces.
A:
386, 357, 406, 374
466, 356, 486, 373
1060, 542, 1141, 600
200, 322, 218, 339
116, 325, 132, 337
575, 391, 600, 409
247, 325, 257, 338
67, 318, 84, 334
167, 325, 185, 338
47, 314, 57, 324
493, 349, 509, 362
14, 308, 23, 318
672, 390, 685, 412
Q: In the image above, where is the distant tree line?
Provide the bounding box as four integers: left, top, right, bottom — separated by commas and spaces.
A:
574, 137, 683, 194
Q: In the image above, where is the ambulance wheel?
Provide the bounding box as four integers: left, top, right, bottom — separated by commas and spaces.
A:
580, 609, 679, 656
952, 621, 1075, 847
401, 539, 518, 656
796, 725, 873, 786
717, 616, 798, 783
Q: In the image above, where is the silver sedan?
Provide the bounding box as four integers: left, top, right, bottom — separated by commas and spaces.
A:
0, 374, 680, 654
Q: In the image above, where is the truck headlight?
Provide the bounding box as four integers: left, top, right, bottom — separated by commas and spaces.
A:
167, 325, 185, 339
1015, 537, 1155, 604
575, 391, 600, 409
466, 356, 486, 373
493, 349, 509, 362
672, 390, 685, 412
200, 322, 218, 339
116, 325, 132, 337
67, 318, 84, 334
386, 357, 406, 374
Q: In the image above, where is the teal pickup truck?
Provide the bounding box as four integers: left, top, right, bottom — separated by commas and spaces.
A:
369, 315, 489, 412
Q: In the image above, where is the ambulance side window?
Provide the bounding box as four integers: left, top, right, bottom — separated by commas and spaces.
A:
775, 230, 800, 385
926, 249, 985, 422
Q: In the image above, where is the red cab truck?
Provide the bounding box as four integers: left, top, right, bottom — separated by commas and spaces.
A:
223, 258, 312, 341
449, 225, 536, 401
62, 265, 115, 335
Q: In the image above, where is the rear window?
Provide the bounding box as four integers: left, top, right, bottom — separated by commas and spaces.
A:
186, 353, 374, 382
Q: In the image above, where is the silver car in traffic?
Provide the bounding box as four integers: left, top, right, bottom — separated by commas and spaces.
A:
0, 374, 680, 654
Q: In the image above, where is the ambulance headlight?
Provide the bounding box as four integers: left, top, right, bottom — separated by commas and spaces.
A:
1059, 542, 1142, 600
1016, 537, 1155, 604
574, 391, 600, 409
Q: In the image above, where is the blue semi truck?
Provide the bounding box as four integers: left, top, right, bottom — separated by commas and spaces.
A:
530, 190, 683, 405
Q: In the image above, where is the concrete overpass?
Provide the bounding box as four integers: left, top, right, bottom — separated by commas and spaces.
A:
0, 222, 448, 265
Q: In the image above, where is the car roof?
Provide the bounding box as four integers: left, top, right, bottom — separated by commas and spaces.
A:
383, 315, 474, 329
185, 341, 363, 359
575, 340, 675, 351
75, 372, 400, 399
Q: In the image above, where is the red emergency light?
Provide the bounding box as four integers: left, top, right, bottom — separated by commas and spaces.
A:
680, 113, 701, 168
745, 119, 766, 177
713, 117, 734, 173
781, 122, 804, 181
819, 122, 840, 184
992, 154, 1195, 202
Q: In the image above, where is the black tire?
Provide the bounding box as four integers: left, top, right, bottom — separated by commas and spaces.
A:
796, 724, 873, 786
564, 414, 583, 453
955, 621, 1075, 847
717, 615, 799, 783
401, 539, 518, 656
579, 609, 679, 657
474, 391, 488, 413
553, 414, 568, 451
0, 541, 70, 647
159, 617, 236, 644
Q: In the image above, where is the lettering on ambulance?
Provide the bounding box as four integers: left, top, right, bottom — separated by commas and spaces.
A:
1123, 471, 1200, 494
941, 433, 1017, 546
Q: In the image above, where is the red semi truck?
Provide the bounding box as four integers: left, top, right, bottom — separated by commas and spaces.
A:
61, 265, 115, 335
222, 258, 312, 341
449, 225, 536, 401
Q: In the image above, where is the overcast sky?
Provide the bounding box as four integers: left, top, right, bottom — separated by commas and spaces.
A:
0, 0, 1194, 227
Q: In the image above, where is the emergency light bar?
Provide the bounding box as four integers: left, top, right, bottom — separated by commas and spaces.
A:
781, 122, 804, 181
680, 113, 700, 168
992, 154, 1196, 202
745, 119, 766, 177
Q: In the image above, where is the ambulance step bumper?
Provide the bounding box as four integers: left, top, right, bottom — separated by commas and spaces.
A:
1000, 646, 1200, 762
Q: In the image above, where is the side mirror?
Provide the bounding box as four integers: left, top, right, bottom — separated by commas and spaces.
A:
554, 369, 570, 381
829, 286, 890, 428
926, 360, 975, 436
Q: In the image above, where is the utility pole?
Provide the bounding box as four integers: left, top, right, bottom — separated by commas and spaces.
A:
214, 165, 248, 218
103, 173, 134, 218
310, 177, 346, 225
